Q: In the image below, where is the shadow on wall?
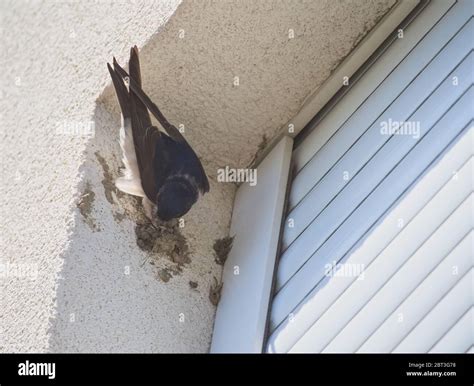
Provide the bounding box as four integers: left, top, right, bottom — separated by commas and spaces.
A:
47, 75, 234, 353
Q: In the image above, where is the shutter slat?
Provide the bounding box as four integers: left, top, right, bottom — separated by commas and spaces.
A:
289, 196, 473, 353
283, 25, 473, 249
428, 308, 473, 353
273, 103, 472, 337
392, 269, 473, 353
277, 51, 473, 292
267, 0, 474, 353
268, 123, 472, 351
323, 204, 473, 352
358, 231, 473, 352
290, 0, 462, 192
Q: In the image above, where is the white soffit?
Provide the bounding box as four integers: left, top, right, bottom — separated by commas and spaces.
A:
210, 136, 293, 353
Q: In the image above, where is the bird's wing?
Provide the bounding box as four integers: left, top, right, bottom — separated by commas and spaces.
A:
136, 125, 164, 201
125, 47, 159, 201
113, 48, 210, 195
127, 46, 152, 133
107, 62, 130, 120
108, 51, 162, 202
112, 58, 186, 143
107, 61, 144, 197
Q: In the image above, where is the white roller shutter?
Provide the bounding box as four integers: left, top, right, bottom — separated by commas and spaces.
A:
266, 0, 473, 353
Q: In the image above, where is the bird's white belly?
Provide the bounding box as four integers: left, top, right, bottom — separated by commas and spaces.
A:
115, 117, 146, 197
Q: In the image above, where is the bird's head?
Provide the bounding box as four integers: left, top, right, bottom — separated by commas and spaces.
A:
155, 176, 198, 221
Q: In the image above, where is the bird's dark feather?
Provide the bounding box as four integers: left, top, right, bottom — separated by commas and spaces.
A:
112, 55, 210, 195
107, 62, 130, 120
107, 46, 210, 221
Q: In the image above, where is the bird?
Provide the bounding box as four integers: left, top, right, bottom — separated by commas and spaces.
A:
107, 46, 209, 222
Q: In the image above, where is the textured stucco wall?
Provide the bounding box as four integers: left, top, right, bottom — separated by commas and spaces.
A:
1, 0, 395, 352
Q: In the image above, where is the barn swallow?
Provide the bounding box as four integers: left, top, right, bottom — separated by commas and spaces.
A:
107, 46, 209, 222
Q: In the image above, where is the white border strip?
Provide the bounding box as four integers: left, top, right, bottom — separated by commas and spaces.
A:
211, 136, 293, 353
